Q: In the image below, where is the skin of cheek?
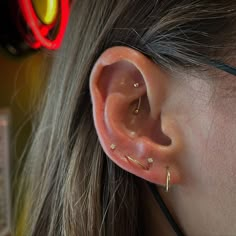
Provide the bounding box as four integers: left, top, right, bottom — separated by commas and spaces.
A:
164, 73, 236, 235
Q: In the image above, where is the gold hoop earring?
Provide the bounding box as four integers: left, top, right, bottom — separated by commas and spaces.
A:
124, 155, 150, 170
109, 143, 154, 171
165, 167, 171, 192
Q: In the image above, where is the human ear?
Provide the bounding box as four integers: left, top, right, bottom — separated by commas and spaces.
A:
89, 46, 183, 187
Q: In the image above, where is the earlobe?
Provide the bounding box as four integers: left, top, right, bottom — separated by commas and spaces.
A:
89, 46, 183, 187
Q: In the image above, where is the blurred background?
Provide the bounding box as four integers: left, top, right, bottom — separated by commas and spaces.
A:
0, 49, 47, 236
0, 1, 65, 235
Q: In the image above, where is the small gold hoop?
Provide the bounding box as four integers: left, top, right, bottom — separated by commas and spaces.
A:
165, 167, 171, 192
125, 155, 149, 170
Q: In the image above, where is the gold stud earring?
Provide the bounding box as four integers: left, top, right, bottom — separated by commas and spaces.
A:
110, 144, 116, 150
147, 157, 154, 169
165, 167, 171, 192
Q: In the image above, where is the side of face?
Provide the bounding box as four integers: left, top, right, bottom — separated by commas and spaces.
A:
169, 71, 236, 235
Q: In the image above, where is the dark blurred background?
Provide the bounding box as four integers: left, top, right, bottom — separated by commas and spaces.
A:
0, 48, 46, 236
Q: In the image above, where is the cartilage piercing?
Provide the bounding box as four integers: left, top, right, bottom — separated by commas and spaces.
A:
110, 144, 116, 150
133, 97, 142, 115
125, 154, 154, 171
133, 82, 142, 115
125, 155, 149, 170
147, 157, 154, 165
110, 144, 154, 171
146, 157, 154, 170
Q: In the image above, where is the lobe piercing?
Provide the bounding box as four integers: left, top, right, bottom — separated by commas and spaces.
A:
165, 167, 171, 192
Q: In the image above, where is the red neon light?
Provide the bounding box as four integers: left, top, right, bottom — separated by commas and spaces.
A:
18, 0, 70, 50
25, 25, 53, 49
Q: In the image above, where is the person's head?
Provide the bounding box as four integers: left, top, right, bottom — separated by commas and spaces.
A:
15, 1, 236, 236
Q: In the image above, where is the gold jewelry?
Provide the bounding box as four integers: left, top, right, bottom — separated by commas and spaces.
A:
110, 144, 154, 170
110, 143, 116, 150
109, 83, 154, 171
133, 97, 142, 115
124, 154, 152, 170
133, 82, 142, 115
165, 167, 171, 192
108, 84, 173, 190
147, 157, 154, 166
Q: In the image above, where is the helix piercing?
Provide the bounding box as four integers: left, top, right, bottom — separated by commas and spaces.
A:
125, 155, 149, 170
110, 143, 116, 150
165, 167, 171, 192
110, 144, 154, 170
147, 157, 154, 166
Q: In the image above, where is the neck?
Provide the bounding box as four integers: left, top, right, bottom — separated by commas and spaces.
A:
139, 180, 177, 236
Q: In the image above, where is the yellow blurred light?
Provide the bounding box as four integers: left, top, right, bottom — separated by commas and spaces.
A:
32, 0, 58, 25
